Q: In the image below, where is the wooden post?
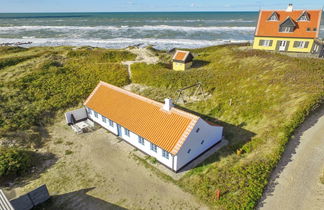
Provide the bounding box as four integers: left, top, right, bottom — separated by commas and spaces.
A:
229, 99, 232, 106
215, 189, 221, 200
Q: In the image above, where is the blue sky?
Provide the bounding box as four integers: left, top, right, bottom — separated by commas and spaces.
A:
0, 0, 323, 13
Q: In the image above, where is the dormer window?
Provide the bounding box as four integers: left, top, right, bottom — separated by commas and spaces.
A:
268, 12, 279, 21
297, 11, 310, 22
279, 17, 296, 33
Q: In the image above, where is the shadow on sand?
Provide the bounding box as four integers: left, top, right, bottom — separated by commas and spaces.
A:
34, 188, 127, 210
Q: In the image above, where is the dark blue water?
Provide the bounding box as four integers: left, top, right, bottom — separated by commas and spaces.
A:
0, 12, 322, 49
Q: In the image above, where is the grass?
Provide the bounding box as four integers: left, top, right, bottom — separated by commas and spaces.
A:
131, 44, 324, 209
65, 150, 73, 155
0, 44, 323, 209
0, 46, 135, 147
321, 170, 324, 184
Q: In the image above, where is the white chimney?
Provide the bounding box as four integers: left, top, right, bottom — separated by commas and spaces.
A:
286, 4, 293, 12
163, 98, 173, 111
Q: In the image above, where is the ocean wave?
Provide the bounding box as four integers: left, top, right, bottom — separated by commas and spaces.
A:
0, 37, 250, 49
0, 25, 256, 32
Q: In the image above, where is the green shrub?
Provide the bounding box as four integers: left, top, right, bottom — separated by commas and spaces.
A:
0, 147, 32, 177
65, 150, 73, 155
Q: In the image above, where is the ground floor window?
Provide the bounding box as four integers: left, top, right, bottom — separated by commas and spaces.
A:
162, 150, 169, 159
109, 119, 114, 127
259, 39, 272, 47
293, 41, 309, 48
102, 116, 107, 123
138, 136, 144, 145
124, 128, 130, 136
150, 143, 157, 152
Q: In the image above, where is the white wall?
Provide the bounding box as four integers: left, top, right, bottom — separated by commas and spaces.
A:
174, 118, 223, 171
85, 106, 174, 169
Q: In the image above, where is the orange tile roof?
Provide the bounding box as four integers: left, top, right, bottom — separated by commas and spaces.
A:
173, 50, 192, 62
255, 10, 322, 38
84, 81, 200, 155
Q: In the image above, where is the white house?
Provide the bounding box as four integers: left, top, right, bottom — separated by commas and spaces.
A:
83, 81, 223, 172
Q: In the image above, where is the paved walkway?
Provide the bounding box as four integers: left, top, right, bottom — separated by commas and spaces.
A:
258, 105, 324, 210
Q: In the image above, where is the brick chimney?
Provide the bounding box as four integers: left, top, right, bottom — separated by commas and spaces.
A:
163, 98, 173, 111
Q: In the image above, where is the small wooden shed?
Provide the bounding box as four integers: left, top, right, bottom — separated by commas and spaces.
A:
172, 50, 194, 71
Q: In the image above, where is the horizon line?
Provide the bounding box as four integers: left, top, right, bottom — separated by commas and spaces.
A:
0, 10, 262, 14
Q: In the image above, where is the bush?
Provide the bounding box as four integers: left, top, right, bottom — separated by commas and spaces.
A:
0, 147, 32, 177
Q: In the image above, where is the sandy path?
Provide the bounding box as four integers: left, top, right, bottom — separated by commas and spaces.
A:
258, 106, 324, 210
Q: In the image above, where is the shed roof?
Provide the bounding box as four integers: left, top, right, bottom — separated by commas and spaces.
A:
172, 50, 193, 62
84, 81, 201, 155
255, 9, 322, 38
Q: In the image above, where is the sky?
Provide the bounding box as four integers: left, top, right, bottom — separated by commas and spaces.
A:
0, 0, 323, 13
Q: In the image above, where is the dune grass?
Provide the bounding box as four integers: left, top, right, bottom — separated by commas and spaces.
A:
131, 45, 324, 209
0, 45, 323, 209
0, 46, 135, 147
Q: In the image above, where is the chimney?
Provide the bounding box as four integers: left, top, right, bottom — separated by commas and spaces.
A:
163, 98, 173, 111
286, 4, 293, 12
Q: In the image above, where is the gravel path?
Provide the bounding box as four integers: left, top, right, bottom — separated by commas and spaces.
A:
258, 105, 324, 210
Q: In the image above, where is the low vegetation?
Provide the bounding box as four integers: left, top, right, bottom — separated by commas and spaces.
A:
0, 44, 323, 209
321, 170, 324, 184
0, 46, 135, 179
0, 147, 33, 178
0, 47, 135, 143
131, 45, 324, 209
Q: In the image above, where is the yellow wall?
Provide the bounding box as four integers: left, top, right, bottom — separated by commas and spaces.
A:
173, 62, 185, 71
253, 37, 314, 53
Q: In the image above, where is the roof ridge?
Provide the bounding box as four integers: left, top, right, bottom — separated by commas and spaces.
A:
97, 81, 199, 121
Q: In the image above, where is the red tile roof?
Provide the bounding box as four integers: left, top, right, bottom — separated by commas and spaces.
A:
84, 81, 201, 155
255, 10, 322, 38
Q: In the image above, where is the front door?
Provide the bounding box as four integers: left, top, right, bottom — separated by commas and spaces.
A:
279, 41, 287, 51
117, 124, 122, 136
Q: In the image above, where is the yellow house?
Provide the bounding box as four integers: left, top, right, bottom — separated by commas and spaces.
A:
172, 50, 194, 71
253, 4, 322, 53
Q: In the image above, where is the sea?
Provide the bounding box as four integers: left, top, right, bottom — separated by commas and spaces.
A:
0, 12, 323, 50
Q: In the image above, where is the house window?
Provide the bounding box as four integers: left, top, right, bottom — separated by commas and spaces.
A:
313, 28, 317, 32
150, 143, 157, 152
259, 40, 272, 47
294, 41, 309, 49
196, 128, 200, 133
201, 140, 204, 145
267, 12, 279, 21
124, 128, 130, 136
102, 116, 106, 123
187, 149, 191, 154
109, 119, 114, 127
307, 27, 311, 31
280, 27, 292, 33
94, 111, 98, 118
138, 136, 144, 145
162, 150, 169, 159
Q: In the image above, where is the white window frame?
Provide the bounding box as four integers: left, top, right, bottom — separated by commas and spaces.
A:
102, 116, 106, 123
261, 40, 271, 47
94, 111, 98, 118
282, 27, 291, 33
138, 136, 144, 145
295, 41, 306, 48
150, 143, 157, 152
124, 128, 130, 136
109, 119, 114, 127
162, 150, 169, 159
